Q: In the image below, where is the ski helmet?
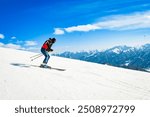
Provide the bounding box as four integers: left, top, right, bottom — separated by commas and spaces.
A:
51, 38, 56, 43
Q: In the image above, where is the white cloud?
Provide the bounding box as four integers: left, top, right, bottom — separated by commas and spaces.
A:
0, 42, 4, 46
0, 34, 5, 39
16, 40, 23, 44
5, 43, 22, 50
11, 36, 16, 39
145, 15, 150, 19
65, 24, 100, 32
95, 11, 150, 30
25, 47, 40, 52
54, 10, 150, 34
0, 42, 38, 51
25, 41, 37, 46
0, 42, 22, 50
53, 28, 65, 35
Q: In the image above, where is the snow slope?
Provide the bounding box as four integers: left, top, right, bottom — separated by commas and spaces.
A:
0, 47, 150, 100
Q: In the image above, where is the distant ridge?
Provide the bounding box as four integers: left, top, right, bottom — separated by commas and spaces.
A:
54, 44, 150, 72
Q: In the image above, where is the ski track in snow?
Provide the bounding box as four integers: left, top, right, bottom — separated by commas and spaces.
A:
0, 47, 150, 100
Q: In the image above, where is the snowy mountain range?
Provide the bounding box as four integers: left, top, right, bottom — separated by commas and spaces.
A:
55, 44, 150, 72
1, 47, 150, 99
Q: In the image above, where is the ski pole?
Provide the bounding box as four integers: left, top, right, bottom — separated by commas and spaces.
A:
31, 54, 43, 61
30, 51, 52, 61
30, 53, 42, 58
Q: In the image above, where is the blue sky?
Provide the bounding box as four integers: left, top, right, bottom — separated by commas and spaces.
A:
0, 0, 150, 52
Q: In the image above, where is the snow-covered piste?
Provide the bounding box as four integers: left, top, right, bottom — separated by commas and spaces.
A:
0, 47, 150, 100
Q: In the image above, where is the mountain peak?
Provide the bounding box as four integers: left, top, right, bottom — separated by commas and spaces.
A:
108, 45, 132, 53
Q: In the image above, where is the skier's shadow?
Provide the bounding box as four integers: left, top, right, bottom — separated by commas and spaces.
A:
10, 63, 66, 71
11, 63, 30, 68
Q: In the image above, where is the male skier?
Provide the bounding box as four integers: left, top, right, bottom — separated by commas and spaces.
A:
40, 38, 56, 68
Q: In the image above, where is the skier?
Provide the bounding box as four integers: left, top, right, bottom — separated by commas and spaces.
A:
40, 38, 56, 68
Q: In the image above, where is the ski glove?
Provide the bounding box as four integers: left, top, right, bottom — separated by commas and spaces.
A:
48, 49, 53, 52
